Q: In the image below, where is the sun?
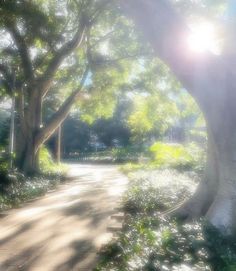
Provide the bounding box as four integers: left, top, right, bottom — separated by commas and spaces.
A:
187, 22, 219, 54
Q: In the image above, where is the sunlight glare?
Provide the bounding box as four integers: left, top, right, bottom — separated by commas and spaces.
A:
187, 22, 219, 54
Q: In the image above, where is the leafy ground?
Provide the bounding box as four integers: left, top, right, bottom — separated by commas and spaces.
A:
95, 169, 236, 271
0, 172, 63, 211
0, 147, 68, 211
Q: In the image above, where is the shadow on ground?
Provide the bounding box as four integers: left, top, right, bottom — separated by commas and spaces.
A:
0, 164, 128, 271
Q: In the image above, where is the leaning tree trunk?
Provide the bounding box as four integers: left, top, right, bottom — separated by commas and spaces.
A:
119, 0, 236, 235
205, 103, 236, 234
173, 91, 236, 234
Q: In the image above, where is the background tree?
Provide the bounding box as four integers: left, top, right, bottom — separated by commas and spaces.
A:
0, 0, 144, 174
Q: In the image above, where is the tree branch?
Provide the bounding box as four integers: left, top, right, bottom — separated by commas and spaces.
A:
90, 30, 116, 49
6, 23, 34, 82
39, 23, 87, 97
89, 0, 111, 25
36, 66, 90, 148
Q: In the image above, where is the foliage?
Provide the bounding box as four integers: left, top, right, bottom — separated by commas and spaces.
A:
0, 155, 8, 174
59, 97, 132, 155
95, 170, 236, 271
111, 147, 144, 163
39, 146, 67, 175
0, 0, 209, 174
0, 172, 61, 211
128, 94, 179, 144
121, 142, 205, 174
0, 146, 67, 211
0, 0, 148, 173
67, 147, 144, 164
149, 142, 205, 172
0, 109, 10, 148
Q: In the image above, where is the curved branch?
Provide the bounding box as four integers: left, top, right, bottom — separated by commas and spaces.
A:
6, 23, 34, 82
36, 66, 90, 148
39, 24, 87, 97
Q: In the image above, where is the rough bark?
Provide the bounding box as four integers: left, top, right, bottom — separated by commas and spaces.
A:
15, 88, 42, 175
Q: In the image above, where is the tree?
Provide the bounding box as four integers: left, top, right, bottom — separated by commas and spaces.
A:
0, 0, 141, 175
0, 0, 92, 174
119, 0, 236, 235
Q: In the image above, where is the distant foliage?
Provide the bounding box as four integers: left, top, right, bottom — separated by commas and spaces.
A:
111, 146, 144, 163
149, 142, 205, 172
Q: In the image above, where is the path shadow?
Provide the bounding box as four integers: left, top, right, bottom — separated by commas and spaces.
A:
54, 239, 96, 271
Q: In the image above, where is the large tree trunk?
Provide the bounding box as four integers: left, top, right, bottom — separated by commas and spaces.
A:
170, 91, 236, 234
171, 128, 219, 219
205, 103, 236, 234
21, 136, 40, 175
120, 0, 236, 235
15, 90, 42, 175
15, 129, 40, 175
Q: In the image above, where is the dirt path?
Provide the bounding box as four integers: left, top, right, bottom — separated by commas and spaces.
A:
0, 164, 128, 271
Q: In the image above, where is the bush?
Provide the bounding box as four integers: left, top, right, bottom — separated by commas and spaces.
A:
111, 147, 144, 163
39, 146, 67, 175
149, 142, 205, 172
0, 172, 61, 210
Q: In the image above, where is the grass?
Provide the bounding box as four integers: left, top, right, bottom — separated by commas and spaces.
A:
95, 169, 236, 271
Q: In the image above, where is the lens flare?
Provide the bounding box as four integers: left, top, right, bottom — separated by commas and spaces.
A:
187, 22, 219, 54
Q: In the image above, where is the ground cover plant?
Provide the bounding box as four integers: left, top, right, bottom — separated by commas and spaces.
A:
0, 173, 61, 211
95, 170, 236, 271
0, 147, 67, 211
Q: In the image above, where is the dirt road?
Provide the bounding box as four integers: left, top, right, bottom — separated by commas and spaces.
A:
0, 164, 128, 271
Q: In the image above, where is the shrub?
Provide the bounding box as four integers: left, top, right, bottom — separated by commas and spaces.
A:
111, 147, 142, 163
39, 146, 67, 175
0, 173, 61, 210
149, 142, 205, 171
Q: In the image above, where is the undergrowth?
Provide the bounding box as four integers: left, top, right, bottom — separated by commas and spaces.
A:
0, 146, 68, 211
0, 172, 62, 211
95, 170, 236, 271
